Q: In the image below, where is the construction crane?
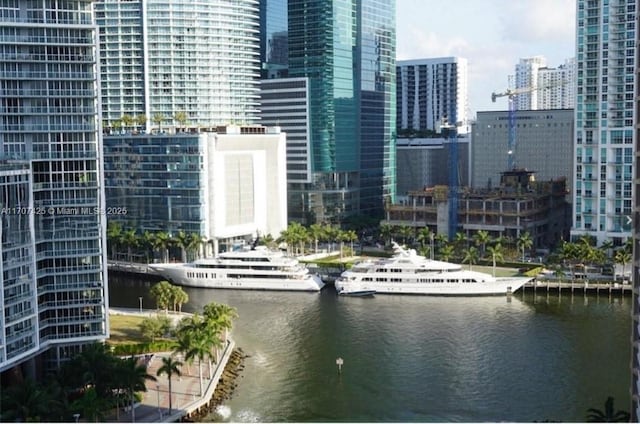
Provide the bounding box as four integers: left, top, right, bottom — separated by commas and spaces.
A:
491, 81, 566, 170
438, 115, 459, 241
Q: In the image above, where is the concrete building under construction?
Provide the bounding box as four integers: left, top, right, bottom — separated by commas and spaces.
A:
383, 170, 571, 249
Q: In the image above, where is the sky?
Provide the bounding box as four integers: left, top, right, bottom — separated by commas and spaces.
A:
396, 0, 576, 116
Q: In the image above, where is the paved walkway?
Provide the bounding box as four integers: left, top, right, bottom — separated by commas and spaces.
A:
105, 309, 233, 423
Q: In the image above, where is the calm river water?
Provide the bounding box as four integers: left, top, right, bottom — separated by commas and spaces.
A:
109, 274, 631, 422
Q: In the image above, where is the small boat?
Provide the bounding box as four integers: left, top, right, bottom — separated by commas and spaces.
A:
338, 288, 376, 297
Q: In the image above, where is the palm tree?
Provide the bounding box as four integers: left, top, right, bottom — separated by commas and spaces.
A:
106, 221, 124, 260
343, 229, 358, 255
0, 378, 52, 422
70, 387, 110, 423
600, 239, 614, 260
586, 396, 630, 422
614, 248, 631, 281
416, 227, 434, 259
516, 231, 533, 262
176, 314, 217, 395
453, 231, 467, 258
152, 113, 165, 133
119, 356, 157, 423
121, 114, 135, 132
309, 223, 324, 253
462, 246, 479, 270
157, 356, 183, 414
438, 244, 455, 262
172, 286, 189, 312
174, 111, 188, 132
186, 232, 204, 261
112, 118, 123, 134
135, 114, 147, 132
379, 223, 393, 246
486, 243, 504, 277
397, 225, 414, 245
122, 228, 138, 262
150, 280, 174, 312
203, 302, 238, 342
151, 231, 171, 263
174, 231, 190, 263
473, 230, 491, 258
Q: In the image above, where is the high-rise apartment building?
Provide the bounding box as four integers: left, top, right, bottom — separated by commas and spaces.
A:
396, 57, 469, 135
572, 0, 636, 246
285, 0, 396, 222
0, 1, 108, 373
513, 56, 576, 110
631, 1, 640, 419
94, 0, 261, 130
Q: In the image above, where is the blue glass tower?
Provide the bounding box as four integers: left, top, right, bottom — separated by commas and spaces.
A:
285, 0, 396, 223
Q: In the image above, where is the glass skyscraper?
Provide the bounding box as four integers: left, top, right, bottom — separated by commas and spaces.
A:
95, 0, 261, 130
276, 0, 396, 223
0, 0, 108, 372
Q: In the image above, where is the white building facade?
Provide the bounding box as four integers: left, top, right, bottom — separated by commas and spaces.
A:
513, 56, 576, 110
572, 0, 636, 246
104, 126, 288, 255
0, 0, 108, 373
396, 57, 469, 134
94, 0, 261, 130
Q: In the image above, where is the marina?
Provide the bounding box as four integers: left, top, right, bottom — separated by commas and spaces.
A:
108, 274, 632, 423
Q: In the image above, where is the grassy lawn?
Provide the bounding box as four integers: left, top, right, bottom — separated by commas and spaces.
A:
108, 314, 146, 344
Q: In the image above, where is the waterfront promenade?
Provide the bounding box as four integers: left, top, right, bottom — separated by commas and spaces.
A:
107, 308, 236, 423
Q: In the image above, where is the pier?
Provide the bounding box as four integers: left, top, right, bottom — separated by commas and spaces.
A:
522, 280, 632, 296
108, 260, 160, 277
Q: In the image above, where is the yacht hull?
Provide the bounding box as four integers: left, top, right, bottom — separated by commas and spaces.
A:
334, 277, 530, 296
149, 263, 325, 292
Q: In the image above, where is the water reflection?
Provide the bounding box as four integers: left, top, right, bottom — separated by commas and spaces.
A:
108, 274, 631, 422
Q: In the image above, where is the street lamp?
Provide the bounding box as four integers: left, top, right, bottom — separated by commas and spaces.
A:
138, 296, 143, 313
336, 357, 344, 374
157, 384, 162, 419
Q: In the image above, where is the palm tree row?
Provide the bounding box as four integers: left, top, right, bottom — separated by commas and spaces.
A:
276, 222, 358, 257
149, 280, 189, 313
0, 300, 238, 422
107, 222, 204, 263
379, 224, 533, 265
172, 302, 237, 400
104, 112, 191, 135
377, 224, 632, 278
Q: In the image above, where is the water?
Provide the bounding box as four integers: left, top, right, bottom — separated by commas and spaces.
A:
109, 274, 632, 422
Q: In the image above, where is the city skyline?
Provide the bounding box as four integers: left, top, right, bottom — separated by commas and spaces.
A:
396, 0, 576, 115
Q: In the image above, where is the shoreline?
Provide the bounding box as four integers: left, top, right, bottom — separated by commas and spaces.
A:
107, 308, 244, 423
181, 348, 248, 422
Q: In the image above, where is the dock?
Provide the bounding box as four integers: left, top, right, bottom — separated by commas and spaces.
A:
108, 260, 160, 277
522, 280, 632, 296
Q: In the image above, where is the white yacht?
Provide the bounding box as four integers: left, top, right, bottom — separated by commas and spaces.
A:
334, 243, 531, 296
149, 246, 325, 292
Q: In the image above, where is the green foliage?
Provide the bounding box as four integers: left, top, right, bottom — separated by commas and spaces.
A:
586, 397, 630, 422
108, 340, 177, 356
149, 280, 189, 312
139, 315, 173, 341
